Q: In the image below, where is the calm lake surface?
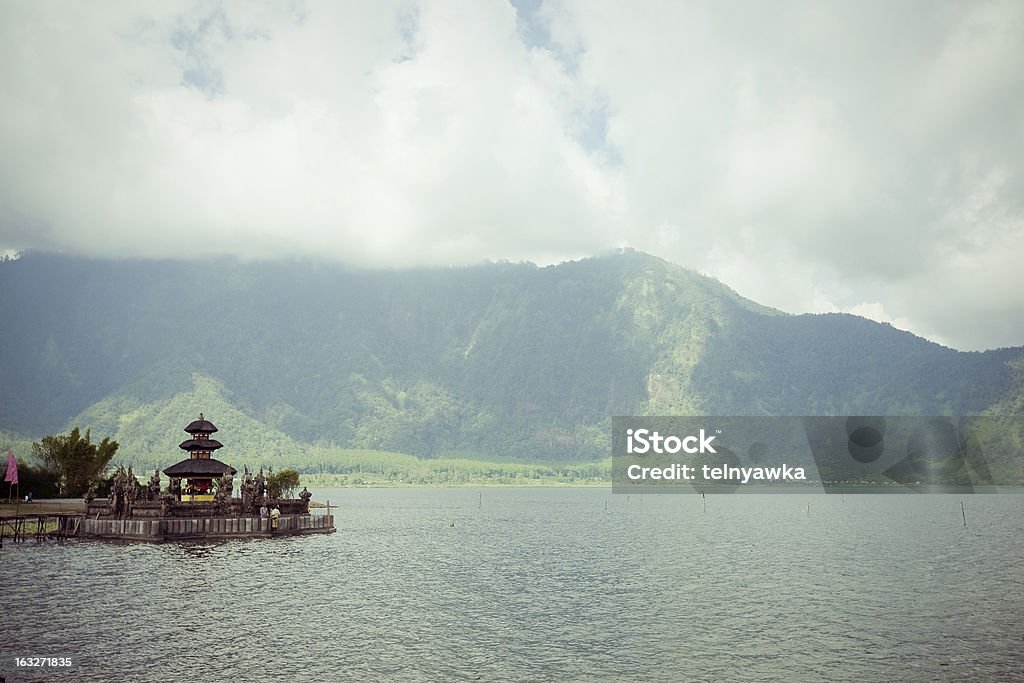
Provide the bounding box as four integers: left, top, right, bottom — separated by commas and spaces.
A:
2, 488, 1023, 682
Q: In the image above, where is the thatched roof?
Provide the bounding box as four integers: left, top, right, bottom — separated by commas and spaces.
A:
179, 438, 223, 451
184, 415, 218, 435
163, 458, 236, 478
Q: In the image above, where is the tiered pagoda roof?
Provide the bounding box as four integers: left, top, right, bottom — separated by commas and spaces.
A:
184, 416, 218, 434
164, 458, 236, 477
178, 412, 224, 454
163, 413, 236, 480
179, 437, 224, 452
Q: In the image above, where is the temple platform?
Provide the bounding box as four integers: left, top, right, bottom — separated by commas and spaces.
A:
74, 413, 336, 543
82, 513, 335, 541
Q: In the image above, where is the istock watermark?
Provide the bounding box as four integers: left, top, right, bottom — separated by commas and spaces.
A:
612, 416, 1021, 494
624, 427, 717, 454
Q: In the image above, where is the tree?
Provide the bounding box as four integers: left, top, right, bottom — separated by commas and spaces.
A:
6, 460, 61, 498
31, 428, 118, 497
266, 468, 300, 499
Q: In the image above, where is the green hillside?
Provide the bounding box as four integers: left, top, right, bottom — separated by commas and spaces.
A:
0, 250, 1020, 480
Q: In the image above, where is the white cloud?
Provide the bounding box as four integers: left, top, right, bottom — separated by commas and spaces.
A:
0, 0, 1022, 350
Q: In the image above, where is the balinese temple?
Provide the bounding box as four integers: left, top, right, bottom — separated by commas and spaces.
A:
81, 412, 334, 541
163, 413, 236, 502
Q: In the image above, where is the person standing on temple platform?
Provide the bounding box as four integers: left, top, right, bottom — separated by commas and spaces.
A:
259, 503, 269, 518
270, 505, 281, 531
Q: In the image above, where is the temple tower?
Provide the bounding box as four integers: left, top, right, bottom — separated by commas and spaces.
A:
163, 413, 236, 502
179, 413, 223, 459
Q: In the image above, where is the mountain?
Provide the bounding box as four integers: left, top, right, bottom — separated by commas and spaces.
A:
0, 250, 1021, 475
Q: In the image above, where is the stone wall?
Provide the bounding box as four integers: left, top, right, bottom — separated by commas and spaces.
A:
86, 497, 309, 519
82, 514, 335, 540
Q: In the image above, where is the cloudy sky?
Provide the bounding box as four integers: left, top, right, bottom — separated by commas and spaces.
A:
1, 1, 1022, 350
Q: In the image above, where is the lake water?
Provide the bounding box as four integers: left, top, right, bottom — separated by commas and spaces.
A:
1, 488, 1023, 682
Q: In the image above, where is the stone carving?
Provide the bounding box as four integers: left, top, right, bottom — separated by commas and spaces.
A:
255, 467, 266, 506
108, 466, 126, 517
148, 469, 161, 501
242, 466, 256, 513
125, 466, 138, 517
214, 473, 233, 515
299, 487, 312, 514
84, 481, 97, 505
160, 490, 175, 517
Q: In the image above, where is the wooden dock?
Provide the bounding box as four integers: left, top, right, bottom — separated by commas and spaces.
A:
0, 513, 83, 547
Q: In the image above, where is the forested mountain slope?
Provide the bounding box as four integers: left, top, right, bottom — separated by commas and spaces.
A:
1, 250, 1019, 464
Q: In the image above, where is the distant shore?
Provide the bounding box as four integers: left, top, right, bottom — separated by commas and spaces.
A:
0, 499, 86, 517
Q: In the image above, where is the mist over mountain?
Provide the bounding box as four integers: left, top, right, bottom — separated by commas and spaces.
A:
1, 250, 1021, 465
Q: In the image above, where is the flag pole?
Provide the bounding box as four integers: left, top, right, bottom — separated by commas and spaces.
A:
5, 448, 19, 504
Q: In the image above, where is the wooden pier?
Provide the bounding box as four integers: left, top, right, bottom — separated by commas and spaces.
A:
0, 513, 83, 547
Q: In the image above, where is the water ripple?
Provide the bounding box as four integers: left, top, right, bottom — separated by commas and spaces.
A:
1, 490, 1022, 681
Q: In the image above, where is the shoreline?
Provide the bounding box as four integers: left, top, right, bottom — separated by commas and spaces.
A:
4, 483, 1022, 518
0, 499, 86, 517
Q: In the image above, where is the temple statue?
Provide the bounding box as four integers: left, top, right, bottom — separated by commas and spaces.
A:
124, 466, 138, 518
160, 490, 175, 517
214, 473, 234, 515
242, 466, 255, 512
109, 466, 126, 517
148, 469, 161, 501
255, 467, 266, 505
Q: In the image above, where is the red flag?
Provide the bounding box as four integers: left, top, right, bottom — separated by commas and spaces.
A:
4, 448, 17, 486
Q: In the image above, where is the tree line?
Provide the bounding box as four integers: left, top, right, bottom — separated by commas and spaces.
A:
3, 426, 610, 500
2, 428, 119, 498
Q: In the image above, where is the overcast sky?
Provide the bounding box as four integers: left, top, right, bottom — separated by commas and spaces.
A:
1, 1, 1022, 351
